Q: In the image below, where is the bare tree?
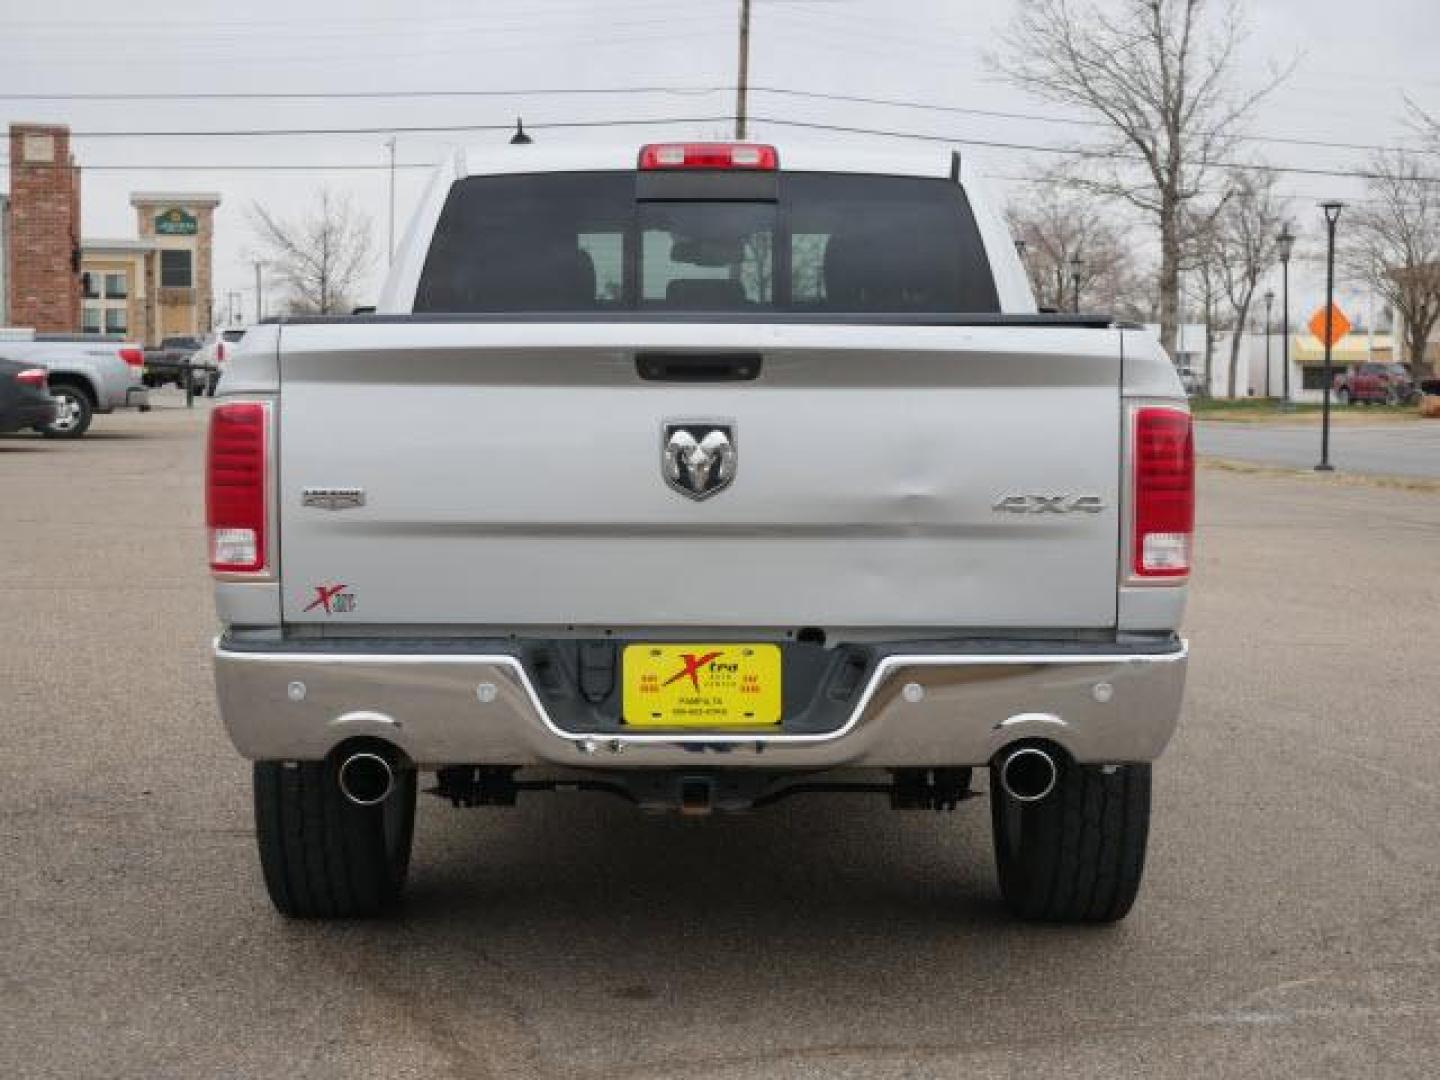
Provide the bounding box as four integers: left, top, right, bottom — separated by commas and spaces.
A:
1006, 187, 1149, 317
1343, 151, 1440, 380
1183, 220, 1224, 397
994, 0, 1289, 357
1215, 169, 1285, 397
248, 189, 375, 315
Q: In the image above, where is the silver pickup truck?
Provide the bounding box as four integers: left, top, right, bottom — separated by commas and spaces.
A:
0, 331, 149, 437
209, 142, 1192, 923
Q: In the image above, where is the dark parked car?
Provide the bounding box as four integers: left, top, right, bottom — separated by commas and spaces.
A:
1334, 362, 1421, 406
0, 358, 58, 434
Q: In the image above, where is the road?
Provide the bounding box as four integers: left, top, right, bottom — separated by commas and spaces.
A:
1196, 419, 1440, 478
3, 399, 1438, 1079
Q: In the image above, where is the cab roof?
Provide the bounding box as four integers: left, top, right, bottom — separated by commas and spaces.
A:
454, 140, 962, 181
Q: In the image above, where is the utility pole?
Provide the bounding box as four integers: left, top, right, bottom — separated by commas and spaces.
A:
385, 136, 397, 266
735, 0, 751, 139
253, 261, 264, 323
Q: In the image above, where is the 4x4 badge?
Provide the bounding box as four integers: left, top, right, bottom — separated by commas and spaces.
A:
662, 421, 737, 501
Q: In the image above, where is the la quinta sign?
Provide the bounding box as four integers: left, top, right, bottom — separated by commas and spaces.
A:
155, 208, 198, 236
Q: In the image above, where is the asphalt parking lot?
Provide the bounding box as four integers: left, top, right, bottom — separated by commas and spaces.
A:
3, 397, 1438, 1079
1196, 418, 1440, 478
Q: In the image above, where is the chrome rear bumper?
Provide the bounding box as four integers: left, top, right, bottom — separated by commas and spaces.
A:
213, 638, 1187, 770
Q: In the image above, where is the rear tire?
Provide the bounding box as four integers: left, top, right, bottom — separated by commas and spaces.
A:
40, 384, 93, 439
990, 758, 1151, 923
253, 758, 417, 918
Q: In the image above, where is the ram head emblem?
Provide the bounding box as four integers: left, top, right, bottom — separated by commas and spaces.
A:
662, 422, 737, 501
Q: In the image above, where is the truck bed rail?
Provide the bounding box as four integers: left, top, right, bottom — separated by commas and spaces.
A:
264, 311, 1123, 329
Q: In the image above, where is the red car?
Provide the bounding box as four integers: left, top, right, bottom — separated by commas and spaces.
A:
1334, 363, 1420, 405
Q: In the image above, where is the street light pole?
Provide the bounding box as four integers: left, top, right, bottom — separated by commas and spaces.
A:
1277, 225, 1295, 408
1263, 289, 1274, 398
1317, 202, 1344, 472
253, 261, 264, 323
1069, 254, 1084, 314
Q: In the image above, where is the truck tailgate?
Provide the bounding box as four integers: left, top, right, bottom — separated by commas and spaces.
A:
277, 322, 1121, 629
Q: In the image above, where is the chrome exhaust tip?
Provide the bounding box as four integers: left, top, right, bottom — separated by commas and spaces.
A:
337, 751, 395, 806
998, 746, 1059, 803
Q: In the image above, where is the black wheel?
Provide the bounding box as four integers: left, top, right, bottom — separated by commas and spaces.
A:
990, 757, 1151, 923
40, 384, 94, 438
253, 757, 417, 918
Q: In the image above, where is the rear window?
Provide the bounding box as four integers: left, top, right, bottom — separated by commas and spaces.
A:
415, 171, 999, 315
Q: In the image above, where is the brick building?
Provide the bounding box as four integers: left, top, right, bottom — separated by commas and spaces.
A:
3, 123, 82, 333
2, 121, 221, 343
0, 194, 9, 324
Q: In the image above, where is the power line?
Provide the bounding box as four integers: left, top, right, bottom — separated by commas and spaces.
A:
747, 117, 1440, 185
1, 0, 707, 34
0, 85, 728, 102
58, 115, 737, 139
749, 88, 1440, 158
3, 19, 736, 70
2, 81, 1431, 159
1, 112, 1433, 187
980, 172, 1411, 207
38, 113, 1440, 170
0, 160, 435, 171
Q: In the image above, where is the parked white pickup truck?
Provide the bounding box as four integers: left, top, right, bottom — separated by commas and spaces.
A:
0, 329, 149, 437
209, 142, 1192, 923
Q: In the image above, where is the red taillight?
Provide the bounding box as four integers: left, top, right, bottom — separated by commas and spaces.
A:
119, 347, 144, 368
1132, 407, 1194, 579
15, 368, 48, 389
217, 342, 226, 364
206, 401, 269, 574
638, 142, 778, 170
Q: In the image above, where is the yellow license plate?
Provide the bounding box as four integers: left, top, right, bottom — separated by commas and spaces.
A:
622, 643, 782, 728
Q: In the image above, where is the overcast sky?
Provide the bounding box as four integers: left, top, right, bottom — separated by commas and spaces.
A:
2, 0, 1437, 321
